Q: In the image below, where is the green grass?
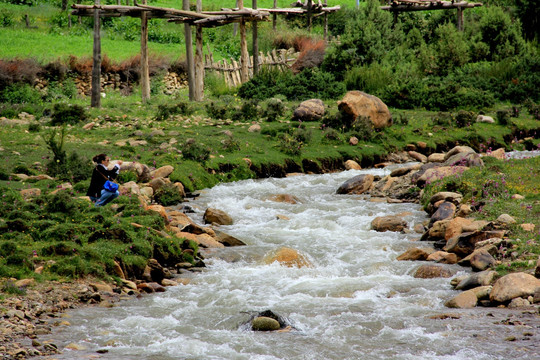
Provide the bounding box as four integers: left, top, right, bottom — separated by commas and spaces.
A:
0, 27, 182, 61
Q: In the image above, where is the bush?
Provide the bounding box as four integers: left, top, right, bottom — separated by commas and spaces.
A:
45, 191, 78, 215
154, 102, 193, 121
50, 103, 88, 125
496, 109, 511, 125
321, 127, 343, 144
0, 83, 41, 104
181, 141, 211, 162
153, 183, 184, 206
205, 101, 230, 119
262, 97, 286, 122
277, 133, 303, 156
231, 99, 259, 121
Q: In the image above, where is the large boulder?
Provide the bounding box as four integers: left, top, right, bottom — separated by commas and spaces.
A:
396, 247, 434, 261
371, 215, 407, 232
292, 99, 325, 122
336, 174, 374, 195
443, 152, 484, 168
150, 165, 174, 179
337, 91, 392, 129
426, 251, 458, 264
489, 272, 540, 304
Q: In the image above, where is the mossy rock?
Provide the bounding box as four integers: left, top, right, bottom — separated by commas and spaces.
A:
251, 316, 281, 331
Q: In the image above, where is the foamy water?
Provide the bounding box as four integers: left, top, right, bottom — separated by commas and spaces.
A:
45, 168, 539, 360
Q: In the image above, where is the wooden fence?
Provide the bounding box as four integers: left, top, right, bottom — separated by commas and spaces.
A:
204, 48, 298, 87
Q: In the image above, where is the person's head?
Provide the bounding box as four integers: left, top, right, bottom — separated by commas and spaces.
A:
93, 153, 110, 165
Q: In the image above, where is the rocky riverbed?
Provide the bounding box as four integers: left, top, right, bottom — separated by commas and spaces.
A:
2, 145, 540, 359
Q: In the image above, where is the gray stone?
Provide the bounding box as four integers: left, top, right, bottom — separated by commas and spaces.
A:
337, 174, 375, 195
489, 272, 540, 303
293, 99, 325, 122
455, 270, 499, 290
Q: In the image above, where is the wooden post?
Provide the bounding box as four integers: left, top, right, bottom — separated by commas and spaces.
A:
194, 0, 204, 101
233, 0, 238, 36
457, 7, 464, 32
323, 0, 328, 41
272, 0, 277, 31
140, 0, 150, 103
238, 0, 249, 83
183, 0, 195, 101
307, 0, 312, 32
91, 0, 101, 108
252, 0, 259, 76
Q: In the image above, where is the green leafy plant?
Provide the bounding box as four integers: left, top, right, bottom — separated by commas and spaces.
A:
153, 183, 184, 206
50, 103, 88, 125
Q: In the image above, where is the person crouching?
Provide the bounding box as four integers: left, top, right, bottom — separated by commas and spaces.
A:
87, 153, 123, 207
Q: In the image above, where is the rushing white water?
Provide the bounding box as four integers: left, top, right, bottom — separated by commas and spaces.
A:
47, 168, 539, 360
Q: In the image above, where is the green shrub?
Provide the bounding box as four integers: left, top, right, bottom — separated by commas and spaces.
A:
181, 141, 211, 162
455, 110, 476, 128
28, 122, 41, 132
221, 137, 240, 152
263, 97, 286, 122
153, 183, 183, 206
496, 109, 511, 125
277, 133, 303, 156
321, 107, 353, 131
344, 63, 393, 94
0, 9, 14, 27
321, 127, 343, 144
13, 164, 34, 175
349, 115, 375, 141
231, 99, 259, 121
45, 191, 78, 215
0, 83, 41, 104
50, 103, 88, 125
205, 101, 230, 119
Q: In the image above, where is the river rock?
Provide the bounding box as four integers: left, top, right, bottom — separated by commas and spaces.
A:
416, 166, 469, 187
484, 148, 505, 160
248, 124, 261, 132
489, 272, 540, 303
214, 230, 246, 247
469, 285, 492, 300
508, 297, 530, 308
444, 146, 475, 160
14, 278, 35, 288
408, 151, 427, 163
349, 137, 359, 146
429, 202, 456, 226
462, 220, 490, 233
264, 247, 311, 268
496, 214, 516, 225
445, 290, 478, 308
336, 174, 374, 195
337, 91, 392, 129
426, 251, 458, 264
267, 194, 301, 204
204, 208, 233, 225
536, 256, 540, 278
414, 264, 453, 278
252, 316, 281, 331
396, 247, 433, 261
371, 215, 407, 232
390, 163, 421, 177
427, 153, 445, 163
428, 220, 451, 239
344, 159, 361, 170
293, 99, 325, 122
455, 270, 499, 290
469, 250, 496, 271
445, 217, 473, 241
456, 204, 473, 217
429, 192, 463, 206
443, 152, 484, 168
150, 165, 174, 179
195, 233, 225, 248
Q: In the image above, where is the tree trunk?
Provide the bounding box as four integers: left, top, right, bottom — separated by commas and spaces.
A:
252, 0, 259, 75
194, 0, 204, 101
238, 0, 249, 83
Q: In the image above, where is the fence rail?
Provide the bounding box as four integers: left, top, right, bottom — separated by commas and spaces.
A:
204, 48, 298, 87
